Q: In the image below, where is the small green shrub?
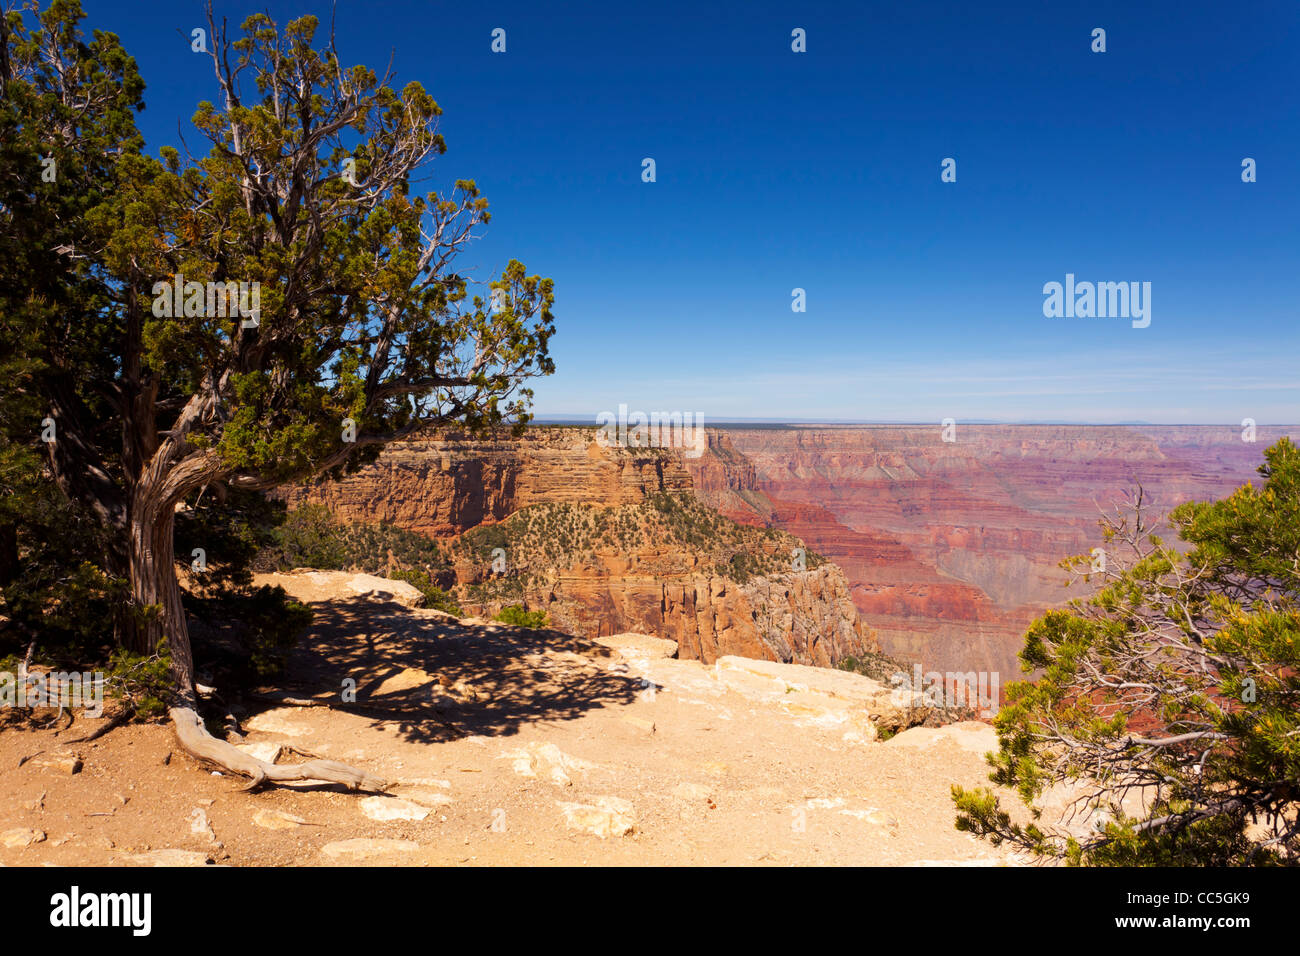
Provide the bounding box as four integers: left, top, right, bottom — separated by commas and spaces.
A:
255, 504, 349, 571
233, 586, 313, 679
104, 640, 175, 718
254, 505, 446, 577
188, 584, 314, 685
392, 568, 463, 617
493, 604, 548, 628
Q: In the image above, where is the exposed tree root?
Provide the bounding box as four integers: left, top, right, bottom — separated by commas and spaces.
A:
169, 706, 387, 793
60, 705, 134, 744
249, 690, 333, 707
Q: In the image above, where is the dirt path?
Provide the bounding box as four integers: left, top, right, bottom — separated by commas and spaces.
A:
0, 572, 1025, 866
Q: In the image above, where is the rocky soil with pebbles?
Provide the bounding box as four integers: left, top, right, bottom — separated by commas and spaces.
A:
0, 571, 1027, 867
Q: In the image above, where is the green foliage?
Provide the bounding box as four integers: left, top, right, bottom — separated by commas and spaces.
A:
459, 520, 509, 561
452, 492, 822, 588
253, 504, 461, 618
0, 1, 555, 693
104, 640, 174, 719
190, 585, 313, 683
0, 408, 124, 665
391, 568, 462, 617
256, 504, 448, 571
239, 587, 313, 681
0, 0, 155, 625
254, 505, 350, 572
954, 438, 1300, 866
174, 489, 286, 592
461, 571, 527, 606
493, 604, 548, 629
835, 650, 910, 686
726, 550, 765, 584
446, 491, 829, 624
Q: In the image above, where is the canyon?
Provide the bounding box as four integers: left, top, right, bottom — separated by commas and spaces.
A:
281, 423, 1294, 681
697, 424, 1294, 678
282, 431, 879, 668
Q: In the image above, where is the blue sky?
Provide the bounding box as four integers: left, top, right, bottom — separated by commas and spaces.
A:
84, 0, 1299, 423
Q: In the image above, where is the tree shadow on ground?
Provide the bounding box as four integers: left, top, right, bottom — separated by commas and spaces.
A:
249, 596, 644, 747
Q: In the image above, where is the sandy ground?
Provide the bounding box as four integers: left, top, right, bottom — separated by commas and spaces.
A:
0, 572, 1027, 867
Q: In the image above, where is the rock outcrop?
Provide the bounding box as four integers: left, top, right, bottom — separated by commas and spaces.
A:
659, 565, 867, 667
279, 428, 692, 537
443, 495, 877, 666
282, 428, 879, 668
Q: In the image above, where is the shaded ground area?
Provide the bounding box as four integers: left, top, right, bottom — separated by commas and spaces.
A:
283, 596, 643, 746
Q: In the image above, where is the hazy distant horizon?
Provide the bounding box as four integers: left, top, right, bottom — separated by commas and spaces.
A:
531, 416, 1300, 428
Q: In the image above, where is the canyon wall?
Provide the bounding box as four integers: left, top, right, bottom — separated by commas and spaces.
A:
282, 428, 876, 668
280, 429, 693, 537
522, 560, 866, 668
708, 424, 1295, 680
285, 423, 1293, 681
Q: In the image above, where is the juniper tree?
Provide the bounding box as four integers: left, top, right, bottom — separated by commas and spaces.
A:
0, 0, 148, 674
953, 438, 1300, 865
0, 2, 554, 787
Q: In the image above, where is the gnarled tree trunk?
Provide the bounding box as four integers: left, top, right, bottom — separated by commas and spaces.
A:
126, 480, 385, 793
127, 498, 194, 687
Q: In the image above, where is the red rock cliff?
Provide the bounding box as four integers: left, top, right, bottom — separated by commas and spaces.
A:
715, 424, 1293, 679
283, 427, 877, 667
